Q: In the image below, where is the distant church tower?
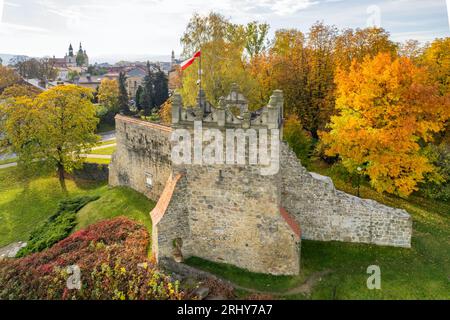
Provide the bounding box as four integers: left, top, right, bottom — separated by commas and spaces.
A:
76, 43, 89, 67
65, 43, 76, 67
68, 43, 74, 57
171, 50, 176, 68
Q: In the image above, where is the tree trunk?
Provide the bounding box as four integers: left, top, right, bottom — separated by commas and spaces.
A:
57, 163, 67, 193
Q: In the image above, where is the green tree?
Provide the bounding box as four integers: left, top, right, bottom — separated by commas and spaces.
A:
118, 72, 130, 115
0, 96, 38, 168
1, 85, 99, 191
153, 68, 169, 108
98, 78, 119, 112
140, 62, 154, 115
244, 21, 270, 59
180, 12, 259, 107
135, 85, 143, 110
68, 70, 80, 81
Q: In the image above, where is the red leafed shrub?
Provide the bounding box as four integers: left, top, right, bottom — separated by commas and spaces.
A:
0, 217, 185, 300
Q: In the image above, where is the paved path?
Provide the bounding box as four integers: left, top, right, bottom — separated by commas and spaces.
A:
79, 154, 112, 159
0, 131, 115, 163
99, 130, 116, 142
0, 162, 18, 170
0, 153, 16, 161
0, 241, 27, 260
165, 261, 332, 298
0, 140, 116, 170
90, 143, 116, 151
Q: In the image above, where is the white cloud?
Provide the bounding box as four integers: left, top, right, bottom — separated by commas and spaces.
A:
269, 0, 317, 15
0, 0, 448, 59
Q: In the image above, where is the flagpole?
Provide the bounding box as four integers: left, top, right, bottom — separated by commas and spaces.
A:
199, 48, 202, 109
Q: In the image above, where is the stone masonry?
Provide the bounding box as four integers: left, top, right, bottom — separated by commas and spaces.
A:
281, 143, 412, 247
109, 84, 412, 276
109, 117, 172, 202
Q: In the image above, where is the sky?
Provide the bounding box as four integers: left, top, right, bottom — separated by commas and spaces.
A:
0, 0, 449, 63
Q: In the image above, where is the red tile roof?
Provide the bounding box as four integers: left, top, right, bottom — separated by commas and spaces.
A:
150, 173, 183, 225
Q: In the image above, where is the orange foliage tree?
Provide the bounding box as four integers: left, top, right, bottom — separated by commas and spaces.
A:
320, 53, 450, 196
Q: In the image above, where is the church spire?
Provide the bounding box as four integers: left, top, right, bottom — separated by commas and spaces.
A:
171, 50, 175, 67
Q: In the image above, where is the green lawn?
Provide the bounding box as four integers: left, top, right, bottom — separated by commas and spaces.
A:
186, 160, 450, 299
88, 145, 116, 156
186, 257, 307, 293
82, 157, 111, 165
96, 139, 116, 147
1, 160, 448, 299
0, 167, 153, 248
75, 186, 154, 232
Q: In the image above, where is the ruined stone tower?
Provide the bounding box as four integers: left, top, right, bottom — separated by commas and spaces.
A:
109, 84, 412, 276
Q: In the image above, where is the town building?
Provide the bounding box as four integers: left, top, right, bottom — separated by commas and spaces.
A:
51, 43, 89, 69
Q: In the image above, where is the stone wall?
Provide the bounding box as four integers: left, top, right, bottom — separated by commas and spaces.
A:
180, 164, 300, 275
280, 142, 412, 248
112, 86, 412, 279
109, 115, 172, 202
152, 163, 300, 275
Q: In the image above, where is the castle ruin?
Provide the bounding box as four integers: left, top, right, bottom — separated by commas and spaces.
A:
109, 85, 412, 275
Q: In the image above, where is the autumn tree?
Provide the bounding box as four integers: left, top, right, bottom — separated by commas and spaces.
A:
1, 85, 99, 191
334, 27, 397, 69
0, 65, 20, 92
283, 115, 313, 165
419, 37, 450, 95
98, 78, 120, 113
304, 22, 338, 137
159, 96, 172, 125
180, 12, 260, 107
320, 53, 450, 196
253, 23, 337, 138
0, 97, 38, 168
36, 85, 99, 191
399, 39, 424, 62
0, 84, 40, 99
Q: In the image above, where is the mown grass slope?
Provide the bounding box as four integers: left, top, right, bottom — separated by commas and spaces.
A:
0, 167, 153, 248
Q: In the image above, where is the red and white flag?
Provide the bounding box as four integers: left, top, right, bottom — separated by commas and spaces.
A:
180, 51, 201, 71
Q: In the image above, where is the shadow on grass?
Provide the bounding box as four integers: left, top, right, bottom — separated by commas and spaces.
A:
0, 167, 106, 247
184, 256, 307, 293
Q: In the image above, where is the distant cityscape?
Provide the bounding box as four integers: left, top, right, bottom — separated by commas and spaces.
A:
0, 43, 183, 102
